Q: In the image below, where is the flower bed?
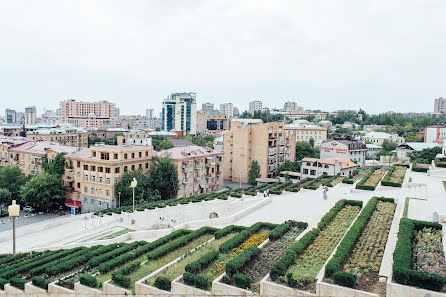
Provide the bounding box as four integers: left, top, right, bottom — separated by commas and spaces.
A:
381, 165, 406, 187
269, 199, 362, 292
284, 178, 311, 192
303, 176, 330, 190
324, 197, 396, 293
356, 168, 386, 191
393, 218, 446, 292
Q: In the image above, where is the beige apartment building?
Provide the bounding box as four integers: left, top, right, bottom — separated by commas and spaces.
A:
156, 146, 223, 198
284, 125, 327, 143
26, 127, 88, 147
223, 119, 296, 183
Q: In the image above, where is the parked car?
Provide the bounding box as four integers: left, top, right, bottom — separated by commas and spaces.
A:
23, 206, 34, 212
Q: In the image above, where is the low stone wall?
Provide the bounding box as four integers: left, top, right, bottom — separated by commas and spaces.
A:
3, 284, 25, 295
387, 281, 446, 297
135, 281, 172, 296
212, 273, 255, 296
48, 281, 75, 295
103, 279, 132, 295
24, 282, 48, 296
316, 280, 379, 297
260, 279, 316, 297
74, 282, 102, 296
171, 275, 212, 296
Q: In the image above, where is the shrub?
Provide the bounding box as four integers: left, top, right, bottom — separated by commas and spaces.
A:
226, 246, 260, 277
32, 276, 50, 290
9, 277, 26, 290
381, 165, 405, 187
214, 225, 246, 239
234, 273, 252, 289
269, 222, 292, 240
183, 272, 209, 290
333, 271, 356, 287
219, 222, 275, 253
318, 200, 362, 230
154, 276, 171, 291
116, 261, 141, 275
230, 193, 242, 198
0, 278, 7, 290
80, 274, 97, 288
342, 178, 354, 184
185, 250, 219, 274
112, 273, 130, 288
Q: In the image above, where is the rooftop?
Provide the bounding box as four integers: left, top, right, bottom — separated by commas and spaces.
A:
302, 156, 358, 169
156, 145, 220, 160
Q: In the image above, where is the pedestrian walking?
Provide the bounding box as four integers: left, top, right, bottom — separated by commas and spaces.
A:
323, 186, 328, 200
266, 188, 270, 197
264, 190, 267, 197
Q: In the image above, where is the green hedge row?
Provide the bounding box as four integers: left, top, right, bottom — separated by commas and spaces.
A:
214, 225, 246, 239
87, 241, 141, 268
154, 276, 171, 291
185, 250, 219, 274
355, 168, 378, 191
183, 272, 209, 290
0, 277, 7, 290
218, 222, 276, 253
411, 163, 429, 172
147, 227, 217, 260
234, 273, 252, 289
342, 178, 354, 184
325, 197, 394, 280
30, 248, 87, 276
10, 277, 26, 290
80, 274, 97, 288
112, 273, 130, 288
318, 199, 362, 230
32, 276, 50, 290
323, 174, 340, 187
435, 158, 446, 168
111, 261, 141, 289
381, 165, 405, 187
269, 221, 308, 241
226, 246, 260, 277
303, 176, 326, 190
393, 218, 445, 291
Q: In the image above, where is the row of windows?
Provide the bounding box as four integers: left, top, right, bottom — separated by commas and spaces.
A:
83, 186, 111, 197
91, 150, 149, 160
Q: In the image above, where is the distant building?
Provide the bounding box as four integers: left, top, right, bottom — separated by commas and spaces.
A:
366, 144, 383, 158
0, 124, 21, 137
5, 109, 16, 124
249, 101, 262, 115
146, 108, 155, 119
220, 103, 234, 117
284, 124, 328, 143
363, 124, 385, 132
117, 132, 152, 146
284, 101, 301, 112
201, 102, 214, 112
196, 111, 231, 136
286, 110, 327, 121
223, 119, 296, 183
434, 97, 446, 114
424, 125, 446, 143
320, 138, 367, 168
397, 142, 441, 162
27, 126, 88, 147
363, 132, 405, 146
25, 106, 37, 125
162, 92, 197, 135
301, 157, 358, 179
59, 99, 117, 128
233, 107, 240, 117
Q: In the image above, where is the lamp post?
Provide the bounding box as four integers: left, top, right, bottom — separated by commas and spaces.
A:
130, 178, 137, 212
118, 192, 121, 208
8, 200, 20, 256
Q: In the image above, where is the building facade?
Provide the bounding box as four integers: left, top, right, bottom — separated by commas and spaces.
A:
301, 157, 358, 179
27, 127, 88, 147
220, 103, 234, 117
284, 125, 328, 143
284, 101, 301, 112
162, 92, 197, 135
223, 120, 296, 183
25, 106, 37, 125
424, 125, 446, 143
146, 108, 155, 119
59, 99, 117, 128
5, 109, 16, 124
249, 101, 262, 115
320, 138, 367, 168
434, 97, 446, 114
363, 132, 405, 146
156, 146, 224, 198
201, 102, 214, 112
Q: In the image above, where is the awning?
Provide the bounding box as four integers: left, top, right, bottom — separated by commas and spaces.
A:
65, 199, 82, 208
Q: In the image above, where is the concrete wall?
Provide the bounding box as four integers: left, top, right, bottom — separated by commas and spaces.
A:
24, 282, 48, 296
260, 279, 316, 297
171, 275, 212, 296
316, 281, 379, 297
74, 282, 102, 296
48, 281, 75, 295
387, 282, 446, 297
212, 273, 255, 296
103, 280, 131, 295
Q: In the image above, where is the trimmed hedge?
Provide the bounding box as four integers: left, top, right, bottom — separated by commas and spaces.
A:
112, 273, 130, 288
269, 221, 308, 241
154, 276, 171, 291
393, 218, 445, 292
87, 241, 141, 268
32, 276, 50, 290
226, 246, 260, 277
435, 158, 446, 168
332, 271, 356, 288
355, 168, 379, 191
234, 273, 252, 289
0, 277, 7, 290
318, 199, 362, 230
325, 197, 394, 278
342, 177, 354, 184
230, 193, 242, 198
218, 222, 276, 253
147, 226, 216, 260
214, 225, 246, 239
185, 250, 219, 274
80, 274, 97, 288
411, 163, 428, 172
381, 165, 405, 187
10, 277, 26, 290
183, 272, 209, 290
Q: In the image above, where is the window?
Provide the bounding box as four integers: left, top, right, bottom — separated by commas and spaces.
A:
77, 182, 80, 188
98, 167, 103, 172
83, 165, 88, 170
124, 166, 128, 172
145, 163, 149, 169
131, 165, 135, 170
114, 153, 118, 159
115, 167, 120, 174
84, 174, 88, 182
91, 166, 96, 171
91, 188, 95, 194
105, 167, 110, 173
139, 164, 142, 169
106, 190, 110, 196
91, 175, 96, 183
84, 186, 88, 193
145, 151, 148, 157
77, 161, 80, 168
124, 154, 127, 159
98, 189, 102, 196
132, 153, 135, 158
139, 152, 142, 158
77, 172, 80, 178
100, 152, 110, 160
92, 151, 96, 157
106, 177, 111, 185
99, 176, 103, 184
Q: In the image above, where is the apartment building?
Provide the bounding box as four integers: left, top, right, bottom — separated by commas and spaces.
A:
146, 108, 155, 119
286, 110, 327, 121
301, 156, 357, 179
284, 124, 327, 143
201, 102, 214, 112
26, 127, 88, 147
25, 106, 37, 125
363, 132, 405, 146
249, 101, 262, 115
162, 92, 197, 135
424, 125, 446, 143
283, 101, 301, 112
320, 138, 367, 168
5, 109, 16, 124
223, 119, 296, 183
0, 125, 21, 137
59, 99, 116, 128
117, 132, 152, 146
156, 146, 223, 198
434, 97, 446, 114
196, 112, 231, 136
220, 103, 234, 117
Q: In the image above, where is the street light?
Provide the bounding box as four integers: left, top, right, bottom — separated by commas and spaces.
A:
118, 192, 121, 208
8, 200, 20, 256
130, 178, 137, 212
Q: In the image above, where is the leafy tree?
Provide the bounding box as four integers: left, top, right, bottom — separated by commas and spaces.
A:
295, 141, 319, 161
405, 134, 422, 142
278, 161, 301, 172
382, 140, 397, 152
0, 188, 12, 211
20, 173, 64, 211
309, 137, 315, 148
114, 169, 151, 205
43, 153, 66, 175
188, 135, 215, 148
152, 136, 174, 151
248, 160, 261, 186
148, 157, 179, 199
0, 166, 27, 201
305, 115, 316, 122
410, 146, 442, 164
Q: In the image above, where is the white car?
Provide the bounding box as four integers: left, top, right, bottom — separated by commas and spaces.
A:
23, 206, 33, 212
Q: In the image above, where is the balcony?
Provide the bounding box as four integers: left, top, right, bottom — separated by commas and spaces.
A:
268, 133, 277, 140
182, 178, 189, 184
182, 166, 191, 172
268, 148, 276, 156
267, 165, 276, 172
216, 160, 222, 166
64, 185, 74, 191
194, 165, 202, 170
64, 175, 73, 181
206, 163, 215, 168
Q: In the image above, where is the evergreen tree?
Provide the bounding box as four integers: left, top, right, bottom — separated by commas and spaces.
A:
248, 160, 261, 186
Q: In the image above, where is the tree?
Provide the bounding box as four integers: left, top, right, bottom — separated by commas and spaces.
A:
0, 188, 12, 212
309, 137, 315, 148
20, 173, 64, 211
0, 166, 27, 201
278, 161, 301, 172
43, 153, 66, 175
382, 140, 397, 152
152, 136, 174, 151
248, 160, 261, 186
305, 115, 316, 122
410, 146, 442, 164
189, 135, 215, 148
114, 169, 151, 205
295, 141, 319, 161
405, 134, 422, 142
148, 157, 179, 200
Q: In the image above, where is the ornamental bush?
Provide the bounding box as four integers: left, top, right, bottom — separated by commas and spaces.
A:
80, 274, 97, 288
112, 273, 130, 288
10, 277, 26, 290
32, 276, 50, 290
234, 273, 252, 289
154, 276, 171, 291
183, 272, 209, 290
185, 250, 219, 274
333, 271, 356, 287
226, 246, 260, 277
0, 278, 7, 290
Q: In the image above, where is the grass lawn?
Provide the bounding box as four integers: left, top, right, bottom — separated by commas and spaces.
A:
98, 228, 134, 240
146, 233, 237, 288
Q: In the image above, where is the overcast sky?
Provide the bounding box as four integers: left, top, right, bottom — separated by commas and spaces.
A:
1, 0, 445, 116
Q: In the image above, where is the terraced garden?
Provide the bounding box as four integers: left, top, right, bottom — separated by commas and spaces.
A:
324, 197, 396, 295
381, 165, 407, 187
356, 169, 387, 190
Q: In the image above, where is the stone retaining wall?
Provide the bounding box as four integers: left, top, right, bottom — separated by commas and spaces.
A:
316, 280, 379, 297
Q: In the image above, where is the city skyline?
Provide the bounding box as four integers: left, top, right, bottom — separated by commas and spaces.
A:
1, 1, 445, 115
